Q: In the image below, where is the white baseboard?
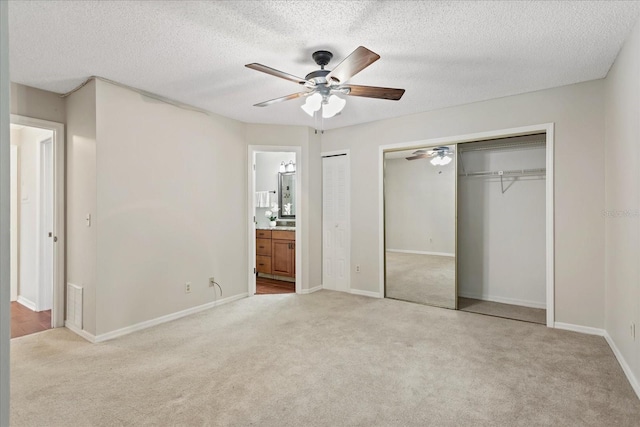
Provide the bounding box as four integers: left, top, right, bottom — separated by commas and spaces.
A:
299, 285, 322, 294
17, 296, 37, 311
64, 322, 96, 343
386, 249, 455, 257
604, 332, 640, 400
350, 288, 382, 298
66, 292, 247, 343
553, 322, 605, 336
458, 291, 546, 309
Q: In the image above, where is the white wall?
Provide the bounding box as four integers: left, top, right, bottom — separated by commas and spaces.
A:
384, 155, 455, 255
458, 146, 546, 308
11, 82, 65, 124
604, 17, 640, 394
322, 79, 605, 328
66, 79, 97, 334
255, 151, 295, 228
94, 79, 247, 335
1, 3, 11, 421
246, 124, 323, 291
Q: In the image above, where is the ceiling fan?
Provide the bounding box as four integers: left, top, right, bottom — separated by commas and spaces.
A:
406, 147, 455, 165
245, 46, 405, 118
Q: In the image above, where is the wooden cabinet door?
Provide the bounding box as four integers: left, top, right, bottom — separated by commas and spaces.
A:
272, 239, 294, 277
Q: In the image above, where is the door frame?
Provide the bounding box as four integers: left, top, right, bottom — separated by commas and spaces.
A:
247, 145, 302, 295
378, 123, 555, 327
10, 114, 65, 328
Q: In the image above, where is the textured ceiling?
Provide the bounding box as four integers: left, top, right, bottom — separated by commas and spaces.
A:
8, 1, 640, 130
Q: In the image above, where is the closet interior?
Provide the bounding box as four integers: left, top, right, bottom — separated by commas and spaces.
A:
383, 133, 547, 324
457, 134, 547, 324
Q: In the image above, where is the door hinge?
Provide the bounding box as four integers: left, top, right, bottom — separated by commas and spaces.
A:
253, 268, 256, 274
253, 164, 256, 171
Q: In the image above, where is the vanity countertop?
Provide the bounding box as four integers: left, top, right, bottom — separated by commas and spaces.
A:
257, 226, 296, 231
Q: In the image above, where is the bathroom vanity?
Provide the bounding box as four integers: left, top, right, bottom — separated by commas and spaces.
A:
256, 228, 296, 278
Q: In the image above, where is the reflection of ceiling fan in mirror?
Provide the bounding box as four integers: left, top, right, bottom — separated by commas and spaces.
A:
406, 146, 455, 165
245, 46, 405, 119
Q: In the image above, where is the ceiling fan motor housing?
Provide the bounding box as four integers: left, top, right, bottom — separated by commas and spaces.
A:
312, 50, 333, 68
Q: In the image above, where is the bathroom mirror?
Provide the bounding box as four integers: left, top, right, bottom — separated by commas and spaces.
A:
278, 172, 296, 218
383, 144, 457, 309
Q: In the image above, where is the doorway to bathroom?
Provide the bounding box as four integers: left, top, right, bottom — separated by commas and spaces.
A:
247, 146, 302, 296
9, 115, 65, 338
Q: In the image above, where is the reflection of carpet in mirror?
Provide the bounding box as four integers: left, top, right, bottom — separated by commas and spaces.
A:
458, 297, 546, 325
385, 251, 455, 308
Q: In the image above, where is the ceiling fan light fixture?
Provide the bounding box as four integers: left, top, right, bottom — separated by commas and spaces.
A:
440, 156, 452, 166
322, 94, 346, 118
430, 156, 442, 166
301, 92, 322, 116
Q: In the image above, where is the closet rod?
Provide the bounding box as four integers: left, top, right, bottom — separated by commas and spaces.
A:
459, 167, 546, 177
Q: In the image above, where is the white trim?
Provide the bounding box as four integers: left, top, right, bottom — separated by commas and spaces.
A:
247, 145, 303, 296
604, 332, 640, 399
554, 322, 605, 336
10, 114, 65, 328
350, 288, 382, 299
457, 292, 546, 309
386, 249, 455, 258
378, 123, 555, 327
68, 292, 248, 343
17, 296, 37, 312
64, 322, 96, 343
299, 285, 323, 294
545, 124, 555, 328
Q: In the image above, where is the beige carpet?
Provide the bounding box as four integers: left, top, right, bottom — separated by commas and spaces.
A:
386, 251, 456, 308
10, 291, 640, 426
459, 297, 547, 325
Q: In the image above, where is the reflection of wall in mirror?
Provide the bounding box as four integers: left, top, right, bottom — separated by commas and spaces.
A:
255, 152, 295, 227
280, 174, 295, 216
385, 155, 456, 255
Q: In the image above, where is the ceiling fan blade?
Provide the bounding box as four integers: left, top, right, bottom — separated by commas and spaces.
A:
253, 92, 309, 107
245, 63, 314, 86
344, 84, 405, 100
325, 46, 380, 85
406, 154, 429, 161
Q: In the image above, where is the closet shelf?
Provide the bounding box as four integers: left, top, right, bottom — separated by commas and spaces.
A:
458, 167, 546, 178
457, 140, 546, 153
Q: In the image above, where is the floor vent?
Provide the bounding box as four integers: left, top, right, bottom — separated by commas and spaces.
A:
66, 283, 83, 329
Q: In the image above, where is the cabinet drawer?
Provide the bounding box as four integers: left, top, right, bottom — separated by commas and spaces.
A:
256, 255, 272, 274
256, 238, 272, 256
272, 230, 295, 241
256, 230, 272, 239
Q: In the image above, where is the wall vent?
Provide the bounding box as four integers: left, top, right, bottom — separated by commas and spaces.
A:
66, 283, 83, 329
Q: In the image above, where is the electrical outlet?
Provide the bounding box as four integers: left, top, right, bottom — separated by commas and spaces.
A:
356, 265, 361, 273
185, 282, 192, 293
209, 277, 215, 287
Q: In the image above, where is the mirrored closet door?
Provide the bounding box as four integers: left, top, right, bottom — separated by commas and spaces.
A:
384, 144, 457, 309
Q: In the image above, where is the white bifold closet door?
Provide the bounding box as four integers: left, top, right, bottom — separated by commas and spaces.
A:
322, 154, 350, 292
